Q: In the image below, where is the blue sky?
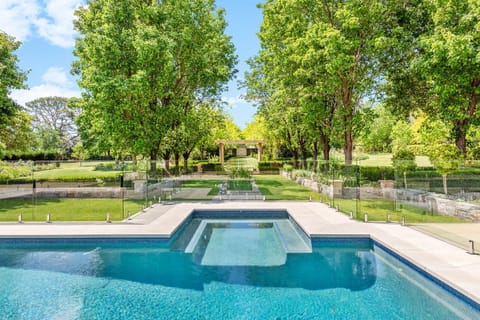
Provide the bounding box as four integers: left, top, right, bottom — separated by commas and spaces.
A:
3, 0, 262, 129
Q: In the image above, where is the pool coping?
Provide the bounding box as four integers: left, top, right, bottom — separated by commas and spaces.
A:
0, 201, 478, 309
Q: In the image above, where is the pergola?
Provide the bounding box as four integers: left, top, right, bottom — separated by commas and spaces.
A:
216, 139, 264, 165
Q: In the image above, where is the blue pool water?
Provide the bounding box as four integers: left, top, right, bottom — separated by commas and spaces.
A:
0, 220, 478, 319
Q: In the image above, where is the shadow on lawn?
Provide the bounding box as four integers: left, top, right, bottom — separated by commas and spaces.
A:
255, 180, 283, 187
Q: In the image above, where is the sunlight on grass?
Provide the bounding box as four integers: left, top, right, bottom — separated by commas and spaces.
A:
254, 175, 463, 223
179, 180, 223, 196
31, 164, 123, 180
254, 175, 321, 200
329, 198, 464, 223
0, 199, 143, 221
225, 157, 258, 171
328, 152, 433, 167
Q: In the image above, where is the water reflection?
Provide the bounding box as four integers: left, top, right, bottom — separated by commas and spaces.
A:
0, 240, 377, 291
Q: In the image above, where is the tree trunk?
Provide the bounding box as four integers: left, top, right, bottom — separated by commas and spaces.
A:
344, 129, 353, 166
301, 148, 308, 170
312, 141, 318, 173
299, 138, 308, 170
442, 174, 448, 195
320, 133, 330, 172
453, 120, 468, 156
150, 151, 157, 174
454, 78, 479, 155
162, 151, 171, 176
292, 149, 299, 169
183, 152, 190, 174
174, 152, 180, 176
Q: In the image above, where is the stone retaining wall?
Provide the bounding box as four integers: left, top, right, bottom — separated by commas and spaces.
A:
281, 170, 480, 221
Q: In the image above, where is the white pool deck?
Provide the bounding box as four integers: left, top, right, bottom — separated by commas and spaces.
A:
0, 201, 479, 305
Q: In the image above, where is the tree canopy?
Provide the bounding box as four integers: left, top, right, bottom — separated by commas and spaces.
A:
73, 0, 237, 166
0, 30, 27, 128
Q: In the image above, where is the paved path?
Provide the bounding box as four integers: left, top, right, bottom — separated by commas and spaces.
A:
0, 201, 478, 305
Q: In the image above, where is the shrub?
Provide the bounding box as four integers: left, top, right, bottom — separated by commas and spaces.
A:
392, 149, 417, 172
258, 161, 284, 172
0, 161, 32, 181
2, 151, 60, 161
95, 162, 126, 171
201, 162, 223, 172
360, 166, 395, 181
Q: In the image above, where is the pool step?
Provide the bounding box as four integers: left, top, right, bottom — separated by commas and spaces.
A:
170, 219, 202, 251
184, 220, 208, 253
274, 220, 312, 253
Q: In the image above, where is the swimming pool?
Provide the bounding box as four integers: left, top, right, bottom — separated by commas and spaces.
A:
0, 213, 478, 319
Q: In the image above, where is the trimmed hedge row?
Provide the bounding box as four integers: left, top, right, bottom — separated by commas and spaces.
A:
259, 160, 293, 172
199, 162, 223, 171
2, 151, 60, 161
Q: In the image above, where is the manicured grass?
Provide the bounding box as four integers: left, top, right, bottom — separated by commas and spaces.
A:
0, 198, 143, 222
179, 180, 224, 195
179, 180, 224, 188
255, 175, 463, 222
329, 198, 465, 223
225, 157, 258, 171
228, 180, 252, 190
254, 175, 321, 200
30, 162, 123, 180
328, 152, 433, 167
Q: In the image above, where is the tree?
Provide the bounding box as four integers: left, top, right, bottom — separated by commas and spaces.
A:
73, 0, 236, 171
25, 97, 79, 154
221, 117, 243, 141
380, 0, 434, 117
172, 103, 221, 174
414, 0, 480, 156
247, 0, 389, 166
0, 31, 27, 127
242, 115, 277, 160
0, 110, 34, 152
360, 105, 396, 152
383, 0, 480, 156
390, 120, 414, 154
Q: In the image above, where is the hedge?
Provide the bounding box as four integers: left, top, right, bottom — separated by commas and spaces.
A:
200, 162, 223, 171
258, 161, 285, 171
2, 151, 60, 161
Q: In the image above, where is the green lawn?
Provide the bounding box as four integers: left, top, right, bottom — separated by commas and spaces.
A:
329, 198, 465, 223
228, 180, 252, 190
179, 180, 223, 195
254, 175, 321, 200
0, 198, 143, 221
254, 175, 463, 222
30, 162, 123, 180
225, 157, 258, 171
328, 152, 433, 167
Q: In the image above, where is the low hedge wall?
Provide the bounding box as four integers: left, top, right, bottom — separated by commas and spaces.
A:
2, 151, 60, 161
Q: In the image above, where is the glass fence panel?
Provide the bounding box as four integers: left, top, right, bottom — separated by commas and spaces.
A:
0, 172, 33, 222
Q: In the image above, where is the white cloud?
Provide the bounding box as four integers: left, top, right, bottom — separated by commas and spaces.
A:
35, 0, 83, 48
0, 0, 40, 41
10, 68, 80, 106
11, 84, 81, 106
0, 0, 82, 47
222, 96, 247, 109
42, 67, 71, 86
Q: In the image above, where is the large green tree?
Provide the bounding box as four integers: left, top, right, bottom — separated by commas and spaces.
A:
247, 0, 388, 166
382, 0, 480, 157
0, 110, 34, 152
73, 0, 236, 169
25, 97, 79, 154
415, 0, 480, 155
0, 31, 27, 128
